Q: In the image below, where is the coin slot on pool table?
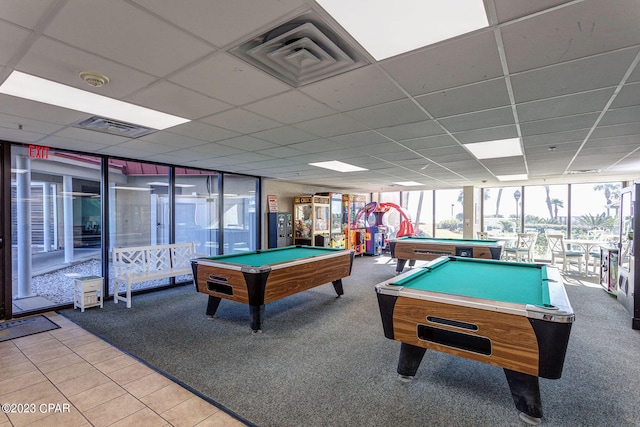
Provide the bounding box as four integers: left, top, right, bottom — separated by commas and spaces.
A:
206, 279, 233, 296
417, 324, 491, 356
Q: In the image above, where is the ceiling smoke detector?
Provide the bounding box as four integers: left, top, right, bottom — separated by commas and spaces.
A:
79, 71, 109, 88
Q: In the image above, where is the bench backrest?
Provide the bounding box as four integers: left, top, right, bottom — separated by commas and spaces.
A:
112, 242, 195, 276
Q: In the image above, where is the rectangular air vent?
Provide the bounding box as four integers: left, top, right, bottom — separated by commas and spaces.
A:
74, 116, 156, 138
229, 10, 369, 87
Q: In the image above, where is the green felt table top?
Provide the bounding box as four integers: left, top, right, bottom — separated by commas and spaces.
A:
394, 237, 500, 245
392, 257, 551, 306
199, 246, 344, 267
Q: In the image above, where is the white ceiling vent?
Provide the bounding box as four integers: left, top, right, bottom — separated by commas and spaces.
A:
73, 116, 156, 138
229, 11, 369, 87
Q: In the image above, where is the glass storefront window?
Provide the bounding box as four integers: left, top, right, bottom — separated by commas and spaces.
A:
222, 174, 258, 254
570, 182, 621, 242
175, 169, 219, 256
108, 159, 170, 293
482, 186, 520, 236
11, 147, 102, 314
405, 190, 434, 237
434, 189, 463, 238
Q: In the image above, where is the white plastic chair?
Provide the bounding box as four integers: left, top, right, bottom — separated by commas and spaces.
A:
547, 233, 584, 273
504, 232, 537, 262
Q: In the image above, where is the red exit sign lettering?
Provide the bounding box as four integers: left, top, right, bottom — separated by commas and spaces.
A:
28, 144, 49, 159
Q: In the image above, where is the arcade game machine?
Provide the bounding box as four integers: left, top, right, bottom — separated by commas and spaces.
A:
354, 202, 415, 256
343, 194, 367, 256
317, 193, 346, 248
293, 195, 330, 247
267, 212, 292, 248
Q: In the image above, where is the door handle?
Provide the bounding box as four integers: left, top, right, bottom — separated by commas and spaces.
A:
0, 236, 3, 249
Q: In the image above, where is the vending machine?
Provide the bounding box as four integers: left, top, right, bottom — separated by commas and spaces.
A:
268, 212, 292, 248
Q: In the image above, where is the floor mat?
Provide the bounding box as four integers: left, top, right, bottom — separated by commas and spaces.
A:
0, 315, 60, 342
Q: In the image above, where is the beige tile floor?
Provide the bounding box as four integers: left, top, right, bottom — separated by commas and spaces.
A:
0, 312, 249, 427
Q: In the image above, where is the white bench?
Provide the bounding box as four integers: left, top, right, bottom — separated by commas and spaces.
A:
112, 242, 197, 308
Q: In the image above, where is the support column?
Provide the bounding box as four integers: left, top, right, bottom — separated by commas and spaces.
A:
63, 175, 74, 263
16, 156, 32, 298
43, 183, 51, 252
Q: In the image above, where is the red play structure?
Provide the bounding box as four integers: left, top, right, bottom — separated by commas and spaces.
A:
352, 202, 415, 255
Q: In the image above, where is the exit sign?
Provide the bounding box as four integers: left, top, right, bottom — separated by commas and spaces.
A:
28, 144, 49, 159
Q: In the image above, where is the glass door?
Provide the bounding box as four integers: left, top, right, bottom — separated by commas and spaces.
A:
1, 142, 9, 319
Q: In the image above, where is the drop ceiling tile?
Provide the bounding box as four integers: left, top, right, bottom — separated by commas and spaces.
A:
510, 48, 639, 103
251, 126, 317, 145
44, 0, 214, 76
401, 135, 460, 151
293, 114, 368, 137
516, 88, 614, 122
376, 120, 445, 141
328, 130, 389, 148
300, 64, 406, 111
500, 0, 640, 73
169, 121, 239, 142
493, 0, 572, 23
416, 78, 511, 118
244, 91, 336, 124
345, 99, 427, 129
592, 122, 640, 139
611, 81, 640, 108
202, 108, 281, 134
0, 0, 57, 28
0, 21, 32, 65
439, 106, 515, 132
289, 139, 349, 153
188, 143, 246, 157
129, 81, 232, 120
217, 135, 279, 151
520, 113, 598, 136
131, 0, 306, 47
600, 105, 640, 126
381, 30, 502, 95
170, 53, 290, 106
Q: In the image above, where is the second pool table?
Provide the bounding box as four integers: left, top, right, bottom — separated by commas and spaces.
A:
191, 245, 354, 332
389, 236, 503, 273
375, 256, 574, 424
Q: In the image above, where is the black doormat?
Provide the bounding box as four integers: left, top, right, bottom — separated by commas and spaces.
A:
0, 315, 60, 342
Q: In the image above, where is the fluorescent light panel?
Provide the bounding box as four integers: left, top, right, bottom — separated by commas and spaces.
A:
464, 138, 522, 160
309, 160, 368, 172
316, 0, 488, 60
0, 71, 190, 130
496, 174, 528, 182
394, 181, 422, 186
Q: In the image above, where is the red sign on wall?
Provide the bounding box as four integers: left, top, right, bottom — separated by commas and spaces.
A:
28, 144, 49, 159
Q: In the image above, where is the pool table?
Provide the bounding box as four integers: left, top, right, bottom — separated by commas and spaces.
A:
390, 236, 503, 273
375, 256, 574, 424
191, 246, 354, 332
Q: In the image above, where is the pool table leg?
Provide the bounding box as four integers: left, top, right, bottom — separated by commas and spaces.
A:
331, 279, 344, 296
249, 304, 265, 333
206, 295, 222, 318
395, 259, 408, 274
503, 368, 543, 424
397, 343, 427, 380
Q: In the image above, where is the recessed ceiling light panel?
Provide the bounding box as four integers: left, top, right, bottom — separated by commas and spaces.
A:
309, 160, 367, 172
464, 138, 523, 160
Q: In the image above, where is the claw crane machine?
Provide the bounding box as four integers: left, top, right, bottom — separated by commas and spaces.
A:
343, 194, 368, 255
293, 195, 330, 247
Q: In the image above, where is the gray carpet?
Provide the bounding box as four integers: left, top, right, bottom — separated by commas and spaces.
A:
60, 256, 640, 427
